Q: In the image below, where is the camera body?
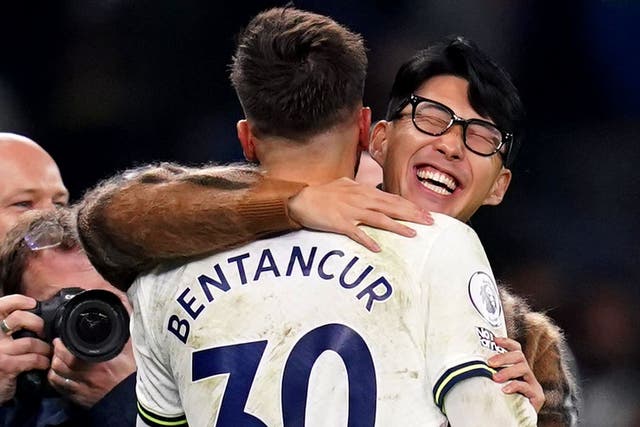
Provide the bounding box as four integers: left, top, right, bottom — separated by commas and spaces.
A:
14, 287, 130, 398
21, 287, 130, 361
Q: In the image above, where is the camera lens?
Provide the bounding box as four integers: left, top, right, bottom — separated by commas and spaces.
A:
76, 311, 112, 344
56, 289, 130, 362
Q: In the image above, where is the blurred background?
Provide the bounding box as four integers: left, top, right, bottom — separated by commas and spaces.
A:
0, 1, 638, 424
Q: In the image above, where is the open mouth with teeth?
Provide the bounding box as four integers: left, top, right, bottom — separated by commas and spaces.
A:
416, 167, 458, 195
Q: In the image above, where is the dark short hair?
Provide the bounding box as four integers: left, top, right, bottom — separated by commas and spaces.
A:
230, 7, 367, 140
385, 36, 525, 167
0, 208, 79, 296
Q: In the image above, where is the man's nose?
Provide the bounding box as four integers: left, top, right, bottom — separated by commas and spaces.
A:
433, 124, 465, 161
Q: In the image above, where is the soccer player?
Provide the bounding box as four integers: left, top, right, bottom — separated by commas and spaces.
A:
75, 40, 580, 425
92, 7, 536, 426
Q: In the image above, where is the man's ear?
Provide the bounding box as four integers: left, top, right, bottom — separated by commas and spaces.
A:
358, 107, 372, 151
237, 120, 257, 162
369, 120, 390, 167
483, 167, 512, 206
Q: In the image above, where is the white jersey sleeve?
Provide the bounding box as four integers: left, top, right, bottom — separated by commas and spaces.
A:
129, 274, 188, 427
446, 377, 537, 426
420, 218, 536, 424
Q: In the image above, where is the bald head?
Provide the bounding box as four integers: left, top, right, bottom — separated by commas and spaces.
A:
0, 133, 68, 240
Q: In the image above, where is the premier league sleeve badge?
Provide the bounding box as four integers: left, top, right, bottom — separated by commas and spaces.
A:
468, 271, 503, 327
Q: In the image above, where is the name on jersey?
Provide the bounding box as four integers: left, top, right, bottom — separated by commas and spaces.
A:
168, 245, 394, 343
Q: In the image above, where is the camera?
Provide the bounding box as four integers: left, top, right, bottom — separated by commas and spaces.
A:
14, 287, 130, 398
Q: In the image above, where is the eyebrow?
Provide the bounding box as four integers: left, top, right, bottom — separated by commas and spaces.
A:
5, 188, 69, 200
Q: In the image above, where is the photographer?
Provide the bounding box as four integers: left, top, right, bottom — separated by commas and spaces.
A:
0, 208, 136, 427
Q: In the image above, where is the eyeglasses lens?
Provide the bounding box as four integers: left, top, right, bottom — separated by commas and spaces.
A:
413, 99, 503, 155
23, 223, 64, 251
465, 122, 503, 155
413, 102, 451, 135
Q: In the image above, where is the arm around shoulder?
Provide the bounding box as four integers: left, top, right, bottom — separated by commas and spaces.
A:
76, 163, 306, 290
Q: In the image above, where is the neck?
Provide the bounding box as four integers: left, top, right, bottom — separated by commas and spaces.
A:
257, 124, 360, 185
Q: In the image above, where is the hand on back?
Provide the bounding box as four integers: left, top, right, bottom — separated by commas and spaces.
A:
288, 177, 433, 252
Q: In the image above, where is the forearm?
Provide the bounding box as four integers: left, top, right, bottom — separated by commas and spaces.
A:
445, 377, 537, 426
76, 163, 307, 290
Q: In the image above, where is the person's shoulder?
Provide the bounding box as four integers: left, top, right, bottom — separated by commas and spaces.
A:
129, 260, 192, 301
354, 214, 484, 265
408, 212, 480, 243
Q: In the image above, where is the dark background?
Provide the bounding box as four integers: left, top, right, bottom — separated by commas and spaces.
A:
1, 1, 638, 424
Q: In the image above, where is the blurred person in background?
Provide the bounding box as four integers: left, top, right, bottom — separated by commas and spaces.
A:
571, 282, 640, 427
0, 133, 69, 241
0, 133, 137, 426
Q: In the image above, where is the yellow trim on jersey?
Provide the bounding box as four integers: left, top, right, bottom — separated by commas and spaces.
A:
433, 361, 497, 412
137, 401, 188, 426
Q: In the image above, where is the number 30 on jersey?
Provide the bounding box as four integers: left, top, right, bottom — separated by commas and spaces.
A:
192, 323, 377, 426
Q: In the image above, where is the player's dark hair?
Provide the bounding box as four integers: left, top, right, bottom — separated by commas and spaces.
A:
230, 7, 367, 141
385, 36, 524, 167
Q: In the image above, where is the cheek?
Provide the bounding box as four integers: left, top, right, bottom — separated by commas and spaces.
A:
469, 158, 501, 190
384, 145, 413, 185
0, 211, 20, 236
382, 159, 406, 195
0, 220, 11, 239
472, 172, 494, 195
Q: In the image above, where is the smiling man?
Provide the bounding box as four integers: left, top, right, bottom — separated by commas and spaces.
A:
78, 11, 543, 425
76, 36, 576, 424
371, 74, 513, 222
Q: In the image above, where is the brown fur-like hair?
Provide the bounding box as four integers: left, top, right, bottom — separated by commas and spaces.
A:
0, 208, 79, 296
76, 163, 306, 289
230, 7, 367, 140
500, 285, 579, 427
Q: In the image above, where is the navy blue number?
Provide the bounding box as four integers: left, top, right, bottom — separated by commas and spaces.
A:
192, 340, 268, 426
191, 324, 376, 426
282, 323, 376, 426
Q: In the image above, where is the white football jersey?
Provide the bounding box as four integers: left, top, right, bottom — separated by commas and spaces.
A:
130, 213, 522, 427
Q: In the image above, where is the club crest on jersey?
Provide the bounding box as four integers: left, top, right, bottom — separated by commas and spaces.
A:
468, 271, 503, 327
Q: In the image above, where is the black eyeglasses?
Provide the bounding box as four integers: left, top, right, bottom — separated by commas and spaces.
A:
393, 94, 512, 158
